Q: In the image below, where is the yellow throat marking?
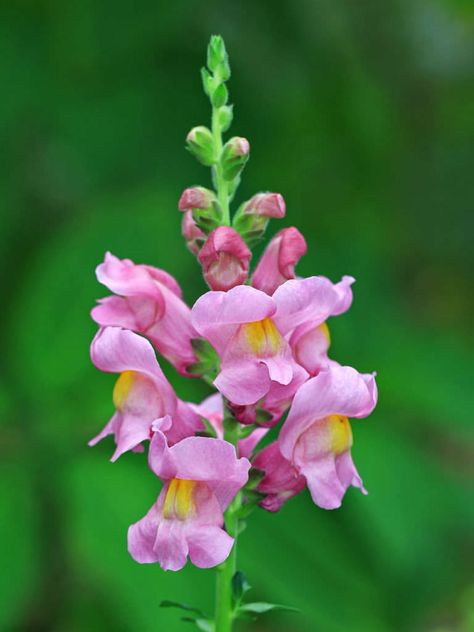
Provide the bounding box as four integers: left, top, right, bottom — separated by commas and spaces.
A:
242, 317, 281, 356
162, 479, 197, 520
112, 371, 136, 409
327, 414, 353, 454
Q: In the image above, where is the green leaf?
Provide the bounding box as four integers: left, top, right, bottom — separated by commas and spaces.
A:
232, 571, 252, 605
181, 617, 214, 631
160, 600, 206, 617
239, 602, 299, 614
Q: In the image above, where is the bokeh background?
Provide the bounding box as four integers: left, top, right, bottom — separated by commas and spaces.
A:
1, 1, 473, 631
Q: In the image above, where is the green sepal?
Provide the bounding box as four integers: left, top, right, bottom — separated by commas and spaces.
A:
223, 415, 239, 435
188, 339, 219, 379
238, 424, 257, 439
255, 409, 273, 425
246, 467, 265, 489
196, 416, 218, 439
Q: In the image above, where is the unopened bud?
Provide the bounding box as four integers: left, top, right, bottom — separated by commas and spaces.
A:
218, 105, 233, 132
233, 192, 285, 246
207, 35, 231, 81
243, 192, 286, 218
182, 211, 206, 255
186, 126, 215, 166
178, 187, 216, 212
252, 227, 307, 295
220, 137, 250, 181
198, 226, 251, 291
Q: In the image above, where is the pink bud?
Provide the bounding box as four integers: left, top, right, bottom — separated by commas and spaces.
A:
198, 227, 251, 291
243, 192, 286, 218
181, 211, 206, 255
178, 187, 215, 212
252, 227, 307, 295
231, 137, 250, 156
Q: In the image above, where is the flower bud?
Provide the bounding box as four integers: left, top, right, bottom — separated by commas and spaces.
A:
181, 211, 206, 255
207, 35, 231, 81
243, 192, 286, 218
198, 226, 251, 291
220, 137, 250, 181
186, 126, 215, 166
252, 227, 307, 295
232, 192, 286, 246
178, 187, 216, 212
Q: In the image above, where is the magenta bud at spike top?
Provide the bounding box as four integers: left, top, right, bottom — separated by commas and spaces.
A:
198, 226, 251, 291
243, 192, 286, 218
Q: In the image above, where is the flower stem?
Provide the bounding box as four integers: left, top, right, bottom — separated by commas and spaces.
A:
211, 106, 230, 226
214, 420, 240, 631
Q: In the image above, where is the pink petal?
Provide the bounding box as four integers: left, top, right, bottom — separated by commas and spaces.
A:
91, 296, 138, 329
214, 361, 271, 406
299, 455, 346, 510
128, 502, 161, 564
154, 520, 189, 571
273, 276, 343, 336
188, 527, 234, 568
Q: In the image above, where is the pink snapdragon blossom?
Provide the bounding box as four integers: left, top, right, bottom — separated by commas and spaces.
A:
253, 441, 306, 512
191, 285, 303, 406
89, 327, 202, 460
192, 277, 353, 407
252, 227, 307, 296
128, 418, 250, 570
198, 226, 251, 291
279, 365, 378, 509
181, 211, 206, 255
91, 252, 197, 375
191, 393, 267, 457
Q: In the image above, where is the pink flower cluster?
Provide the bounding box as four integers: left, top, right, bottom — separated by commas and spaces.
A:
89, 193, 377, 572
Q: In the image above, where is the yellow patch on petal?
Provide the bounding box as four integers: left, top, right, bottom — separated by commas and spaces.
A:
318, 321, 331, 345
242, 317, 281, 356
162, 479, 197, 521
112, 371, 136, 410
326, 414, 352, 455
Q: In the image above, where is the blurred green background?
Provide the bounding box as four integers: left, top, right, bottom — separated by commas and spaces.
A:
1, 1, 473, 631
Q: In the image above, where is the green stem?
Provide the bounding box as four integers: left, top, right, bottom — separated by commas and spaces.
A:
214, 421, 240, 631
211, 106, 230, 226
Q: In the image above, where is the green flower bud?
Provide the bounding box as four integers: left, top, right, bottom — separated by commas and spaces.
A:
186, 126, 216, 166
220, 137, 250, 181
211, 83, 228, 108
218, 105, 233, 132
207, 35, 230, 81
